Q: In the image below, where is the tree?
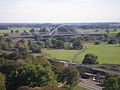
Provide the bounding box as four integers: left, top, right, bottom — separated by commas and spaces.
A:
29, 28, 35, 33
18, 39, 25, 44
29, 44, 42, 53
54, 40, 65, 49
103, 76, 120, 90
113, 29, 117, 32
4, 49, 31, 60
36, 41, 45, 48
3, 33, 9, 36
105, 29, 110, 33
72, 40, 83, 50
95, 30, 99, 32
64, 42, 73, 49
118, 41, 120, 47
52, 62, 66, 82
116, 33, 120, 37
108, 39, 117, 44
0, 42, 9, 50
10, 30, 14, 33
0, 73, 6, 90
104, 34, 109, 39
94, 41, 100, 45
0, 58, 17, 75
44, 40, 52, 48
61, 66, 79, 87
23, 30, 27, 33
7, 63, 58, 90
15, 30, 19, 33
82, 53, 99, 64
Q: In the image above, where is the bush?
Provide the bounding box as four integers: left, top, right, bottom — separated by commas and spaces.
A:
108, 39, 117, 44
94, 41, 100, 45
82, 53, 99, 64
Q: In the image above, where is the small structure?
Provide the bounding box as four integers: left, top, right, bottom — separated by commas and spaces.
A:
59, 61, 68, 67
81, 73, 96, 79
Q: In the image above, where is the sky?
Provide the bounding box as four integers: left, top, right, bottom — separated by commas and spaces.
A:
0, 0, 120, 23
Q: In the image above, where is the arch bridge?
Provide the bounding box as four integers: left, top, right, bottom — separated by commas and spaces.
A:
40, 24, 84, 36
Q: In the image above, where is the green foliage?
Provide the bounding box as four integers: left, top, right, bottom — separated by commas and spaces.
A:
94, 41, 100, 45
64, 42, 73, 49
103, 76, 120, 90
52, 62, 66, 82
108, 39, 117, 44
44, 40, 52, 48
0, 42, 9, 50
0, 58, 18, 75
82, 53, 99, 64
7, 62, 58, 90
52, 62, 79, 87
29, 44, 42, 53
54, 40, 65, 49
104, 34, 109, 38
0, 73, 6, 90
72, 39, 83, 50
61, 66, 79, 87
29, 28, 36, 33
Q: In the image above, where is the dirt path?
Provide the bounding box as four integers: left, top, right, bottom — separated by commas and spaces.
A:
72, 46, 87, 62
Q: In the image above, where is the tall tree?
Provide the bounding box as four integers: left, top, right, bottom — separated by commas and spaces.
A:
7, 63, 58, 90
82, 53, 99, 64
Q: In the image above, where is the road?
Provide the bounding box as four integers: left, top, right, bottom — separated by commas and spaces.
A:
79, 79, 103, 90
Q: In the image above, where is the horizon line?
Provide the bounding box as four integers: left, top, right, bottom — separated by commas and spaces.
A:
0, 22, 120, 24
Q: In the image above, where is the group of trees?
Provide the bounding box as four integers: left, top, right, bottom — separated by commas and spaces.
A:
82, 53, 99, 64
1, 23, 120, 29
32, 36, 83, 50
51, 62, 79, 87
103, 75, 120, 90
0, 25, 8, 30
0, 36, 84, 54
0, 51, 80, 90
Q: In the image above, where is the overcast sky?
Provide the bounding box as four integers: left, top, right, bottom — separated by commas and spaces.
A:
0, 0, 120, 23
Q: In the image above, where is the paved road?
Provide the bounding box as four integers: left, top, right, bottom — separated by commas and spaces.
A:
79, 79, 103, 90
76, 64, 120, 77
48, 58, 120, 77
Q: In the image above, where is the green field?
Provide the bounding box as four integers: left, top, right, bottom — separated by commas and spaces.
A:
82, 29, 120, 34
46, 43, 120, 64
0, 28, 120, 35
0, 28, 40, 35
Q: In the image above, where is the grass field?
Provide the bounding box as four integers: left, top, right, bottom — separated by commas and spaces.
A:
46, 43, 120, 64
0, 28, 120, 35
45, 49, 80, 61
82, 29, 120, 34
0, 28, 40, 35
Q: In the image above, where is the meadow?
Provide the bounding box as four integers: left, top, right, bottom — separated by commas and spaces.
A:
46, 43, 120, 64
0, 28, 39, 35
0, 28, 120, 35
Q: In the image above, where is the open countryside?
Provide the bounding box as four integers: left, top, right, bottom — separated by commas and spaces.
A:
0, 23, 120, 90
1, 0, 120, 89
46, 43, 120, 64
